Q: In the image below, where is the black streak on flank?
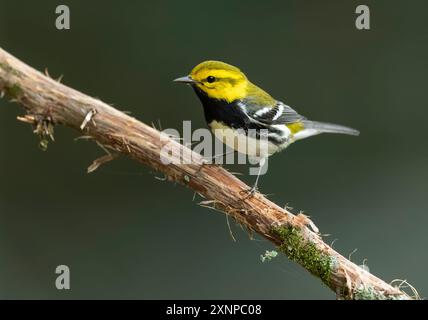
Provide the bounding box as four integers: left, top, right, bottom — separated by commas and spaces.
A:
191, 86, 286, 145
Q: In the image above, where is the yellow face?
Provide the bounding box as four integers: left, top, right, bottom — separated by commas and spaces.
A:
189, 61, 248, 103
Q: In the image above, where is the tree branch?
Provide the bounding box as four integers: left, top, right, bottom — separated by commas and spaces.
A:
0, 47, 416, 300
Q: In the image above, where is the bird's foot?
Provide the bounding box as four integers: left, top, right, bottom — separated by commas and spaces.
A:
240, 185, 259, 199
197, 156, 223, 173
197, 158, 212, 173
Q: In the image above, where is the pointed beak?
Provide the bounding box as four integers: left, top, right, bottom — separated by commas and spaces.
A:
173, 75, 195, 84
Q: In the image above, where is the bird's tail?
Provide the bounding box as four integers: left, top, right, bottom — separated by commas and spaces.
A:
293, 121, 360, 140
306, 121, 360, 136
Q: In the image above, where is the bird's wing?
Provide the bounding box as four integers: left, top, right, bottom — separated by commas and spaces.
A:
242, 100, 306, 126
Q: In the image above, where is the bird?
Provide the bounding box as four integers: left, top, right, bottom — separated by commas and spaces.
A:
174, 60, 359, 194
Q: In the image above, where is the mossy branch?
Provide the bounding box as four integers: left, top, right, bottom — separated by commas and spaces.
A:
0, 47, 416, 300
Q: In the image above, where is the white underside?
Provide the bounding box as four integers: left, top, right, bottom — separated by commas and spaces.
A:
209, 121, 322, 161
209, 121, 293, 159
212, 128, 281, 158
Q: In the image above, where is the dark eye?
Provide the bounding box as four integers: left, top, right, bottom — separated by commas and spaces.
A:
206, 76, 216, 83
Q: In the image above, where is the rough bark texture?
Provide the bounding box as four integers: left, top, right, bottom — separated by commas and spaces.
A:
0, 47, 414, 299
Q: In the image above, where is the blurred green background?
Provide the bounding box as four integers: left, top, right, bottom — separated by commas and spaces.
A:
0, 0, 427, 299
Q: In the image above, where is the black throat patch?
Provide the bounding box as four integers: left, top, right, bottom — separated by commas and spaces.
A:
192, 86, 259, 130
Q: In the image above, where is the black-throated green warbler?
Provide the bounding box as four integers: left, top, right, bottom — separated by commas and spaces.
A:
174, 61, 359, 193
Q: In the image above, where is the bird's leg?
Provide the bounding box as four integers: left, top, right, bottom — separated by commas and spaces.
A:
248, 163, 263, 194
242, 157, 267, 198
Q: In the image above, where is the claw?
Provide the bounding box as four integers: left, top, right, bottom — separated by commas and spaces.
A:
249, 185, 258, 195
240, 185, 258, 199
201, 158, 210, 165
196, 157, 215, 173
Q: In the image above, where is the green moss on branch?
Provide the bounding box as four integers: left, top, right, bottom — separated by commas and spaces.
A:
353, 286, 404, 300
3, 83, 23, 99
273, 225, 334, 286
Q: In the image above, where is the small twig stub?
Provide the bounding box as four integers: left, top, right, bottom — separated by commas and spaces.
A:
80, 108, 97, 130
